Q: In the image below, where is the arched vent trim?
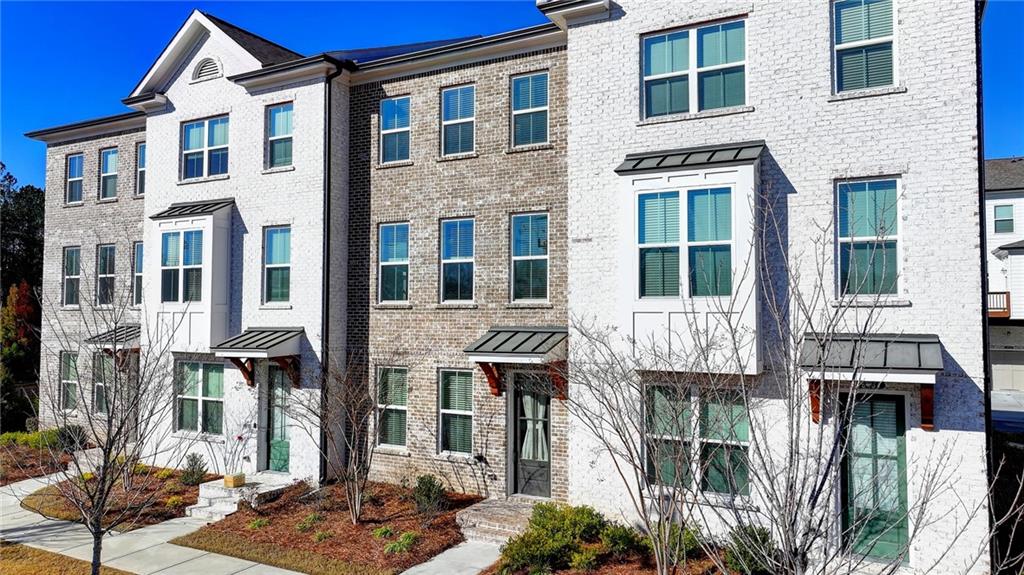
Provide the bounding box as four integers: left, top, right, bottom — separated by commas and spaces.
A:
193, 58, 220, 81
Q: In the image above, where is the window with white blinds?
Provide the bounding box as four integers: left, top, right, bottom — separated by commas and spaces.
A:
378, 367, 408, 447
834, 0, 894, 92
439, 370, 473, 454
441, 86, 475, 156
441, 218, 473, 302
381, 97, 411, 163
638, 192, 680, 297
511, 72, 549, 147
160, 230, 203, 303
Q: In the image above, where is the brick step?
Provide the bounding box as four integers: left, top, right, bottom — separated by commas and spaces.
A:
461, 525, 520, 545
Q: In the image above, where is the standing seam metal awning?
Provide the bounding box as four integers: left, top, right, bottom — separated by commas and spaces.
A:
211, 327, 303, 359
464, 326, 568, 364
798, 333, 943, 373
614, 140, 765, 175
150, 198, 235, 220
84, 324, 141, 348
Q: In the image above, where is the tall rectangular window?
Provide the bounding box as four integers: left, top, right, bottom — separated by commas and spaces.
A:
697, 22, 746, 111
441, 86, 475, 156
136, 142, 146, 195
93, 352, 113, 415
99, 148, 118, 199
63, 247, 81, 306
96, 244, 116, 305
267, 103, 293, 168
66, 154, 84, 204
511, 72, 549, 147
643, 31, 689, 117
132, 242, 143, 306
378, 367, 408, 447
638, 192, 680, 297
182, 116, 229, 179
161, 230, 203, 302
645, 385, 691, 487
441, 218, 473, 302
60, 352, 78, 410
264, 226, 291, 303
688, 188, 732, 297
176, 362, 224, 435
995, 205, 1014, 234
380, 97, 410, 164
837, 179, 898, 295
699, 395, 750, 495
511, 213, 549, 301
439, 370, 473, 454
379, 223, 409, 302
834, 0, 894, 92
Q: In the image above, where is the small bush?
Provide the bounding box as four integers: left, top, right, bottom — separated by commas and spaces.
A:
165, 496, 185, 509
57, 425, 87, 452
600, 523, 644, 560
0, 431, 25, 445
163, 480, 185, 494
570, 545, 602, 572
499, 503, 609, 574
180, 453, 207, 486
155, 468, 175, 480
248, 518, 270, 530
134, 463, 149, 475
296, 512, 324, 532
372, 525, 395, 539
499, 528, 567, 573
724, 525, 776, 575
17, 429, 60, 450
530, 502, 606, 543
312, 530, 332, 543
412, 474, 448, 516
383, 531, 418, 554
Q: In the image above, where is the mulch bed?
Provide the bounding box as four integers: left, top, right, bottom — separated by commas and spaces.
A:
171, 481, 480, 575
482, 549, 728, 574
0, 444, 72, 486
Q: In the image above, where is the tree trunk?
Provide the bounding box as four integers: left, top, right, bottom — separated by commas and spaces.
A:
90, 528, 103, 575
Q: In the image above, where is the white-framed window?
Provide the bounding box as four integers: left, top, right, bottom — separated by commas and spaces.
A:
63, 246, 81, 306
638, 191, 680, 297
93, 352, 113, 415
511, 72, 549, 147
99, 148, 118, 199
439, 370, 473, 454
267, 103, 293, 168
440, 218, 474, 302
995, 205, 1014, 234
377, 367, 408, 447
379, 222, 409, 302
66, 154, 84, 204
836, 178, 899, 295
441, 85, 475, 156
380, 97, 411, 164
264, 226, 291, 303
136, 143, 146, 196
182, 116, 229, 179
642, 19, 746, 118
60, 351, 79, 411
833, 0, 894, 93
176, 362, 224, 435
160, 230, 203, 303
511, 212, 549, 301
96, 244, 116, 306
132, 242, 143, 306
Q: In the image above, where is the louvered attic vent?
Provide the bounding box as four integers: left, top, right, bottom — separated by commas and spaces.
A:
192, 58, 221, 81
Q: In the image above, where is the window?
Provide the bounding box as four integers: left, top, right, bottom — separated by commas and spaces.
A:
638, 192, 680, 297
63, 247, 81, 306
99, 148, 118, 199
93, 353, 113, 414
645, 385, 691, 487
176, 362, 224, 435
643, 20, 745, 117
441, 86, 475, 156
132, 242, 143, 306
60, 352, 78, 410
161, 230, 203, 302
182, 116, 229, 179
136, 143, 146, 195
380, 97, 410, 164
834, 0, 894, 93
511, 72, 549, 147
687, 188, 732, 297
96, 244, 115, 306
995, 205, 1014, 234
439, 370, 473, 454
66, 154, 84, 204
511, 213, 549, 301
264, 226, 291, 303
267, 103, 293, 168
379, 223, 409, 302
699, 395, 750, 495
441, 218, 473, 302
837, 179, 898, 295
378, 367, 408, 447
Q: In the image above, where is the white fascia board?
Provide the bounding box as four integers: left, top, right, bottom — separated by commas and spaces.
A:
467, 354, 547, 365
808, 369, 938, 385
232, 60, 340, 92
213, 337, 300, 359
540, 0, 610, 30
27, 115, 147, 144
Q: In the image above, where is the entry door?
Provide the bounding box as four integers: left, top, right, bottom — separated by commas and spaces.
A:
513, 373, 551, 497
268, 365, 290, 472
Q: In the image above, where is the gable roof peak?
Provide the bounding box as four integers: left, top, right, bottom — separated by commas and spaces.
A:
198, 10, 304, 67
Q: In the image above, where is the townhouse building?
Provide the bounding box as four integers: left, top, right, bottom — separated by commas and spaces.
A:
985, 158, 1024, 395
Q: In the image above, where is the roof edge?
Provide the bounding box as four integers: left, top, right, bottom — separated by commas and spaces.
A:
25, 111, 146, 142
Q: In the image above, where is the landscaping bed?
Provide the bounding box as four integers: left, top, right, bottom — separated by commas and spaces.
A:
0, 429, 76, 486
171, 479, 480, 575
0, 541, 131, 575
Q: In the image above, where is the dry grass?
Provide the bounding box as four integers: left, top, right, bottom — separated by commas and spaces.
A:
0, 541, 131, 575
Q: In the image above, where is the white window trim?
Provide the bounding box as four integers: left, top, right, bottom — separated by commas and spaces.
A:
440, 217, 475, 303
135, 142, 146, 196
438, 369, 474, 455
60, 351, 79, 412
266, 103, 293, 168
377, 366, 408, 448
175, 362, 224, 435
66, 154, 84, 205
831, 0, 897, 94
99, 148, 118, 200
181, 116, 229, 180
160, 230, 203, 303
132, 241, 143, 307
440, 85, 475, 156
510, 212, 550, 303
834, 177, 902, 297
93, 352, 111, 415
378, 222, 410, 304
636, 191, 681, 300
263, 225, 291, 304
995, 204, 1014, 234
510, 72, 550, 148
63, 246, 81, 307
96, 244, 116, 307
380, 96, 411, 165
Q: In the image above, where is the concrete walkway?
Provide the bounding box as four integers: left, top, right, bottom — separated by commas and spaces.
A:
400, 541, 500, 575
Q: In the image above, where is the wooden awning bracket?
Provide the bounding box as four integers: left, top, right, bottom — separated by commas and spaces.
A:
478, 362, 502, 397
101, 347, 139, 372
808, 378, 936, 431
809, 380, 822, 424
228, 357, 255, 387
273, 356, 301, 388
548, 360, 568, 400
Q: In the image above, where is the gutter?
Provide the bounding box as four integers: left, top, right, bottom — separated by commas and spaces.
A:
25, 110, 146, 141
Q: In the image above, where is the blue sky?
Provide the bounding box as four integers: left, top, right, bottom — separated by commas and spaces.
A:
1, 1, 1021, 188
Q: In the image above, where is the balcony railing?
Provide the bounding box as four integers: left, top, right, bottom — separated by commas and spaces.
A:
989, 291, 1011, 318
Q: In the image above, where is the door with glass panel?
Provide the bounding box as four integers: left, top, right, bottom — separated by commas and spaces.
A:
512, 372, 551, 497
841, 394, 908, 561
267, 365, 289, 472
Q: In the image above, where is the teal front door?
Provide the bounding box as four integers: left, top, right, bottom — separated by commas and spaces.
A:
268, 365, 289, 472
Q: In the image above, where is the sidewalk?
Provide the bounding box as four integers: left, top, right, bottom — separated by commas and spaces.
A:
400, 541, 500, 575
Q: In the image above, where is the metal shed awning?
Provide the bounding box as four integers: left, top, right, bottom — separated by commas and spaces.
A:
799, 333, 943, 375
150, 198, 235, 220
464, 326, 567, 364
84, 324, 141, 349
212, 327, 303, 359
614, 140, 765, 175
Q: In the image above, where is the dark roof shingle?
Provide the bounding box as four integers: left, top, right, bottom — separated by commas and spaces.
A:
201, 11, 304, 67
986, 157, 1024, 192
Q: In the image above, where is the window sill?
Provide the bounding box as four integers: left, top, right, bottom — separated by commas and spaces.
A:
376, 161, 413, 170
828, 85, 907, 102
437, 152, 479, 162
374, 446, 410, 457
178, 174, 230, 186
637, 105, 754, 126
262, 165, 295, 175
832, 296, 912, 308
506, 301, 553, 309
133, 194, 145, 200
506, 143, 553, 154
61, 305, 81, 311
97, 198, 119, 204
435, 302, 478, 310
173, 431, 225, 444
374, 302, 413, 310
435, 452, 475, 464
64, 202, 84, 208
260, 303, 293, 310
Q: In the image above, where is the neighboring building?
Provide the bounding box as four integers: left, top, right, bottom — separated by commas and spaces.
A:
985, 158, 1024, 394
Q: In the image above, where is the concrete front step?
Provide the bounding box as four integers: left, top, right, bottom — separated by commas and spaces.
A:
186, 472, 297, 523
460, 525, 519, 546
456, 497, 536, 545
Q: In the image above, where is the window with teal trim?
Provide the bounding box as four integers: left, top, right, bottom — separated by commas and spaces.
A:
638, 192, 680, 297
688, 188, 732, 296
264, 226, 291, 303
643, 31, 689, 117
834, 0, 894, 92
696, 21, 746, 111
645, 385, 691, 487
699, 394, 750, 496
837, 179, 898, 295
